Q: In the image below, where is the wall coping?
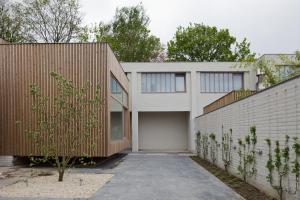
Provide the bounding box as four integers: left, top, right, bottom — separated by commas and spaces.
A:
196, 74, 300, 118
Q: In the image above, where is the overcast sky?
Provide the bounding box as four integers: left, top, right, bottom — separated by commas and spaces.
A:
80, 0, 300, 56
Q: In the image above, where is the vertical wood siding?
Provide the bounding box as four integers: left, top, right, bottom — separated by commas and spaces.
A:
106, 46, 130, 156
0, 43, 129, 157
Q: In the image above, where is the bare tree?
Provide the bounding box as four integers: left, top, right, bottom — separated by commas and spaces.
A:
15, 0, 82, 42
0, 0, 24, 42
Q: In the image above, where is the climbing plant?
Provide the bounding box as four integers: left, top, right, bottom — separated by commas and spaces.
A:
222, 126, 232, 171
202, 133, 209, 161
237, 126, 257, 182
292, 137, 300, 192
265, 136, 290, 200
209, 133, 218, 164
195, 131, 202, 156
266, 138, 275, 185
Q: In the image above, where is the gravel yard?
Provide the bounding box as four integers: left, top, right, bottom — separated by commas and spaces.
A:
0, 172, 113, 199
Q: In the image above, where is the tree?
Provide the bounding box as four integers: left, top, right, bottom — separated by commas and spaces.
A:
15, 0, 82, 42
167, 23, 255, 62
80, 4, 163, 62
245, 51, 300, 87
0, 0, 24, 42
28, 72, 101, 181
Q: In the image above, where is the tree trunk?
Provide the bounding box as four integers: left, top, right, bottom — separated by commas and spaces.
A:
58, 169, 64, 182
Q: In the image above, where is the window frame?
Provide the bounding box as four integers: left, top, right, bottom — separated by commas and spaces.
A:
110, 73, 129, 109
200, 72, 244, 93
141, 72, 186, 93
110, 73, 129, 141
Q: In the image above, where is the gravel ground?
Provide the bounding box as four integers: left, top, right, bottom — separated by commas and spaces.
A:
0, 172, 113, 199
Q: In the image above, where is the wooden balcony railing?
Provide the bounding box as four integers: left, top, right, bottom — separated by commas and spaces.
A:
203, 90, 256, 114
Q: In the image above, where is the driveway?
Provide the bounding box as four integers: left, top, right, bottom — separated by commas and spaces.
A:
92, 153, 243, 200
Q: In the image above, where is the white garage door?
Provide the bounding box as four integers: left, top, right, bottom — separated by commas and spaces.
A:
138, 112, 188, 151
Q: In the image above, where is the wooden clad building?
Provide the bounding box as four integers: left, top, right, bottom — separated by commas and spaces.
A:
0, 42, 130, 157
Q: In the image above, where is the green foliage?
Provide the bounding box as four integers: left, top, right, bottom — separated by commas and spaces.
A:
80, 3, 162, 62
209, 133, 218, 164
222, 126, 232, 171
167, 23, 255, 62
292, 137, 300, 191
265, 138, 275, 184
265, 136, 290, 200
201, 133, 209, 161
14, 0, 82, 42
0, 0, 24, 42
27, 72, 101, 181
237, 126, 257, 182
195, 131, 201, 156
241, 51, 300, 87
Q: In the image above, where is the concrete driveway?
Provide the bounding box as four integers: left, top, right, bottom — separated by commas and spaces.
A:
92, 153, 243, 200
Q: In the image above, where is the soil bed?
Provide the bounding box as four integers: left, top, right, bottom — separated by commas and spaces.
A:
190, 156, 275, 200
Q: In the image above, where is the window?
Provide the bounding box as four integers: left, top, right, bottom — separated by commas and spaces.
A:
110, 97, 123, 140
111, 75, 128, 107
277, 65, 294, 77
175, 74, 185, 92
141, 73, 186, 93
110, 74, 128, 141
233, 74, 243, 90
200, 72, 243, 93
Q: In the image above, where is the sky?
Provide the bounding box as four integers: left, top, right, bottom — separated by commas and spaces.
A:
80, 0, 300, 56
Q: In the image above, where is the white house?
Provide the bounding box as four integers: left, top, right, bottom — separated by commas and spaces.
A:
121, 62, 257, 152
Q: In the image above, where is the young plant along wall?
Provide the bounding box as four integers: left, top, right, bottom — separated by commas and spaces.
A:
221, 126, 232, 172
195, 125, 300, 200
237, 126, 257, 182
195, 74, 300, 200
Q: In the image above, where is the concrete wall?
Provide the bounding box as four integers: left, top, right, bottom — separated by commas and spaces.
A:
122, 62, 256, 152
138, 112, 188, 151
195, 75, 300, 199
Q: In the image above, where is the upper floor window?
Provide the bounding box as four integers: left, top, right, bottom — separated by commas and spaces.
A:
141, 73, 186, 93
277, 65, 294, 77
111, 74, 128, 106
200, 72, 243, 93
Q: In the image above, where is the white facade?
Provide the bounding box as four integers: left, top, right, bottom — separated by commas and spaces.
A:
121, 62, 257, 152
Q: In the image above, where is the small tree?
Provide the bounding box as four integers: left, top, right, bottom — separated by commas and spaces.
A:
237, 126, 257, 182
27, 72, 101, 181
240, 51, 300, 87
292, 137, 300, 192
195, 131, 201, 156
209, 133, 217, 165
222, 126, 232, 171
266, 138, 275, 185
265, 136, 290, 200
201, 133, 209, 161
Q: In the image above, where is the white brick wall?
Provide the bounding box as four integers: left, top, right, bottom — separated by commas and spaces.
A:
195, 76, 300, 200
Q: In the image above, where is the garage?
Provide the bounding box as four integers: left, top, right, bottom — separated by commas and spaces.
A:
138, 112, 188, 151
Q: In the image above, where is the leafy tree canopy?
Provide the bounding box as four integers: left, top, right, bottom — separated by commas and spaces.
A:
14, 0, 82, 42
167, 23, 255, 62
80, 4, 163, 62
250, 51, 300, 87
0, 0, 24, 42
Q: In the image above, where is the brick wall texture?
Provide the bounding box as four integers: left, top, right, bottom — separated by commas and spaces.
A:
195, 75, 300, 199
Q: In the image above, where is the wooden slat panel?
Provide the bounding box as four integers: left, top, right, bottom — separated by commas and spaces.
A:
0, 43, 120, 157
203, 90, 256, 114
106, 45, 130, 156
